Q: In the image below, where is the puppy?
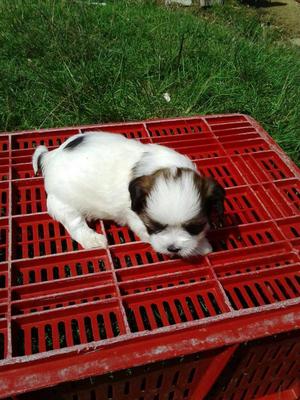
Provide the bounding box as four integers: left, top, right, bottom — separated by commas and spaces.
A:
32, 132, 225, 257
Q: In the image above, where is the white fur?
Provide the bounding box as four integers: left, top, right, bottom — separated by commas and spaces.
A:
147, 171, 201, 225
132, 144, 196, 178
33, 132, 213, 256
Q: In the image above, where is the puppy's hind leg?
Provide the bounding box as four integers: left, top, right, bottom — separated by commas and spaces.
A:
47, 195, 107, 249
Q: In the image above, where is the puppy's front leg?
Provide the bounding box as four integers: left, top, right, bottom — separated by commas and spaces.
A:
126, 210, 150, 243
47, 195, 107, 249
197, 237, 213, 256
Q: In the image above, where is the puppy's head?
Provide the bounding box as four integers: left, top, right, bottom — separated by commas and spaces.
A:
129, 168, 225, 257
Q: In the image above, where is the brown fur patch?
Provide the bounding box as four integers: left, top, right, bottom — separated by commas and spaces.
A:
129, 168, 171, 214
194, 175, 225, 226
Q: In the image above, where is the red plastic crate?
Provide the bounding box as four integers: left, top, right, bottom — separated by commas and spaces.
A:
0, 114, 300, 400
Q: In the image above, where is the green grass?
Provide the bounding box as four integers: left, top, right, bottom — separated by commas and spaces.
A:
0, 0, 299, 163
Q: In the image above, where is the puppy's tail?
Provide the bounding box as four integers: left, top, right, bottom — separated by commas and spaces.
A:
32, 145, 48, 176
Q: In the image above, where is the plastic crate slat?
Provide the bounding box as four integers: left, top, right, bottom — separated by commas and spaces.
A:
213, 252, 300, 278
104, 221, 138, 245
1, 114, 300, 398
0, 304, 7, 321
276, 216, 300, 240
252, 151, 296, 181
146, 118, 211, 138
205, 115, 248, 124
208, 221, 285, 253
0, 264, 7, 294
81, 123, 149, 139
12, 214, 81, 259
12, 178, 47, 215
208, 122, 252, 131
0, 182, 9, 217
116, 258, 209, 282
224, 186, 271, 226
0, 136, 9, 152
0, 219, 9, 263
217, 132, 262, 144
195, 157, 246, 187
12, 300, 125, 356
274, 179, 300, 213
0, 152, 9, 166
223, 138, 270, 155
12, 284, 117, 316
123, 282, 229, 332
177, 144, 226, 160
0, 165, 9, 181
251, 182, 297, 219
119, 268, 214, 296
150, 137, 226, 159
150, 135, 217, 146
222, 264, 300, 309
110, 243, 169, 269
11, 129, 80, 150
11, 249, 112, 286
291, 238, 300, 252
11, 297, 121, 324
12, 163, 36, 180
0, 289, 7, 305
233, 152, 296, 184
12, 148, 37, 164
11, 271, 114, 301
0, 321, 7, 360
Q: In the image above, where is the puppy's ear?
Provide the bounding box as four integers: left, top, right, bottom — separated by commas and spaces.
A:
201, 177, 225, 227
129, 175, 154, 214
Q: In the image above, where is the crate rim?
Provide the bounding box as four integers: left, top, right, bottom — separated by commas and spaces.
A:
1, 300, 300, 398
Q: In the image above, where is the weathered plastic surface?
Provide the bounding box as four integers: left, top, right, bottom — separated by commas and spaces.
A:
0, 114, 299, 398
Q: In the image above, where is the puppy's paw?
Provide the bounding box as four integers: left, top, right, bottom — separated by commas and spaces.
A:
137, 230, 150, 243
80, 232, 107, 249
197, 238, 213, 256
114, 218, 126, 227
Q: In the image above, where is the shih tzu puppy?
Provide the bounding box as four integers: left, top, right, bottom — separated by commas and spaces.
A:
32, 132, 225, 257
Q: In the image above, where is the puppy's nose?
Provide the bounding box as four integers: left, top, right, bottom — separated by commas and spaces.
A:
167, 245, 181, 253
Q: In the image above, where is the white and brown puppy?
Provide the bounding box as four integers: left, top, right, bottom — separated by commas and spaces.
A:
32, 132, 225, 257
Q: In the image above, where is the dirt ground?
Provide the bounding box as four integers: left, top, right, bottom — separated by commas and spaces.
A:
257, 0, 300, 42
166, 0, 300, 44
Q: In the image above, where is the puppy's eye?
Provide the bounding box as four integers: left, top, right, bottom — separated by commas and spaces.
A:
185, 223, 206, 235
146, 222, 166, 234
